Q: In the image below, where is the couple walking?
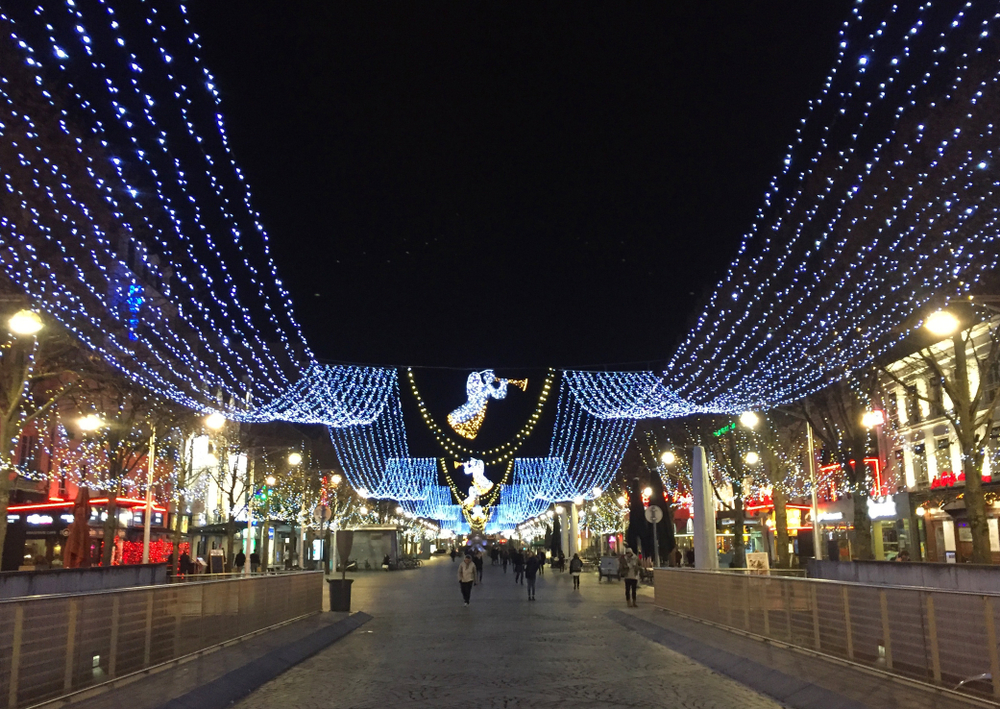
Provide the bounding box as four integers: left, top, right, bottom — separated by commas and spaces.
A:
459, 550, 543, 603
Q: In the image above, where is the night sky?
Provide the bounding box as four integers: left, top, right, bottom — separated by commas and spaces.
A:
192, 3, 850, 371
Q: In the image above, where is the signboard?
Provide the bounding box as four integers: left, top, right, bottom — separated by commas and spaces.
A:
746, 552, 770, 575
313, 505, 332, 524
209, 548, 225, 574
644, 506, 664, 524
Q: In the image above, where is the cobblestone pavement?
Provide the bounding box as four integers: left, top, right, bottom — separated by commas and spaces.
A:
233, 557, 782, 709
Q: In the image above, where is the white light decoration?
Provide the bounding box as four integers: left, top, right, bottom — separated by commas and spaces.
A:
861, 410, 886, 428
739, 412, 759, 429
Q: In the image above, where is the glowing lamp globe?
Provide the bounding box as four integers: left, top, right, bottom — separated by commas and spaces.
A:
78, 414, 105, 432
359, 506, 368, 515
396, 506, 404, 514
287, 452, 303, 466
331, 473, 342, 485
591, 486, 602, 497
8, 309, 42, 336
617, 496, 627, 507
916, 506, 927, 517
739, 411, 759, 429
660, 450, 676, 466
924, 310, 959, 337
573, 496, 584, 506
861, 410, 885, 428
205, 412, 226, 430
643, 487, 652, 497
744, 451, 760, 466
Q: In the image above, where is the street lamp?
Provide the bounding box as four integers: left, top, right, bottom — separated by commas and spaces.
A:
617, 495, 627, 507
205, 412, 226, 430
78, 414, 105, 432
591, 486, 602, 497
573, 495, 584, 506
739, 411, 759, 429
331, 473, 342, 485
744, 451, 760, 466
660, 450, 676, 466
8, 309, 43, 336
924, 310, 959, 337
862, 410, 886, 429
643, 487, 653, 497
287, 451, 302, 466
265, 475, 276, 486
359, 506, 368, 515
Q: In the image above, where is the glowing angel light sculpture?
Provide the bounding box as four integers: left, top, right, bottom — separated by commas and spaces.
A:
447, 370, 528, 439
458, 458, 494, 508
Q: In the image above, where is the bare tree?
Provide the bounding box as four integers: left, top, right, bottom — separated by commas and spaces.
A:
0, 306, 82, 556
883, 314, 1000, 564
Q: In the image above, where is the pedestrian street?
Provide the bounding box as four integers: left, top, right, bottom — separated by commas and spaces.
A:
234, 557, 782, 709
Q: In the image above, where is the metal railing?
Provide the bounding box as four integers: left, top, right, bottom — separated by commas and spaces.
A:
654, 568, 1000, 702
0, 571, 323, 709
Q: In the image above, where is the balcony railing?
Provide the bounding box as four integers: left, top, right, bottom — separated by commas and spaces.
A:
654, 568, 1000, 701
0, 570, 323, 708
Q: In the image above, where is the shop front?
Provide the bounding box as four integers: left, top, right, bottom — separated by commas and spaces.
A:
809, 492, 914, 561
913, 482, 1000, 563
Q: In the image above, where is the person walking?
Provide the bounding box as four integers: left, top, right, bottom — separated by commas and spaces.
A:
569, 552, 583, 590
513, 548, 525, 585
536, 548, 545, 576
502, 548, 509, 574
473, 550, 484, 583
458, 554, 477, 606
451, 548, 458, 563
234, 548, 246, 574
525, 551, 540, 600
250, 550, 261, 573
621, 548, 641, 607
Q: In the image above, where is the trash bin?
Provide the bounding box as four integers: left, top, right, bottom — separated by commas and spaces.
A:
327, 578, 353, 612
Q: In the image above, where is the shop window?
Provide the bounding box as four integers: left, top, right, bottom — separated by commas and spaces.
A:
905, 386, 921, 424
912, 443, 929, 486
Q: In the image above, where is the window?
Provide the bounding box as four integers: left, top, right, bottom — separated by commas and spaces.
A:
935, 437, 951, 474
929, 376, 945, 418
887, 390, 899, 422
912, 443, 929, 486
906, 386, 921, 424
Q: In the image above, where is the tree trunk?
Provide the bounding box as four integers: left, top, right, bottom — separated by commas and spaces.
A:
962, 438, 991, 564
225, 516, 236, 572
848, 435, 874, 560
260, 519, 270, 571
772, 485, 790, 568
732, 489, 746, 568
102, 493, 118, 566
0, 417, 13, 562
172, 492, 185, 577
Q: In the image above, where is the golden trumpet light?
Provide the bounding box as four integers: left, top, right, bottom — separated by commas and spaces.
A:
660, 450, 676, 466
744, 451, 760, 466
8, 309, 43, 336
924, 310, 959, 337
739, 411, 759, 429
78, 414, 105, 432
287, 452, 303, 466
204, 412, 226, 430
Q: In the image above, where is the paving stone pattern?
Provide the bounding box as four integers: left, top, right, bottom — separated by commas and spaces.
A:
233, 557, 783, 709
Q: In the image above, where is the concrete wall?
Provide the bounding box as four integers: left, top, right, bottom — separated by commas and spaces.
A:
0, 564, 167, 599
808, 558, 1000, 593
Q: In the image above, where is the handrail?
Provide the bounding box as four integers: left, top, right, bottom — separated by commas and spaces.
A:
654, 567, 1000, 702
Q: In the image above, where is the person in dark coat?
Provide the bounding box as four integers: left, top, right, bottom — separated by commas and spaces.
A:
513, 549, 525, 584
525, 551, 540, 600
473, 551, 484, 582
250, 551, 261, 573
234, 549, 246, 573
502, 548, 509, 573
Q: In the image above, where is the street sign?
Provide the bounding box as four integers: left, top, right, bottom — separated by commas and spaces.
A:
313, 505, 332, 524
644, 506, 664, 524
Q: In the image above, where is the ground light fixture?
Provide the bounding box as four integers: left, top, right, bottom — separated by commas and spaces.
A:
204, 412, 226, 430
660, 450, 676, 465
744, 451, 760, 466
924, 310, 959, 337
8, 309, 43, 336
78, 414, 105, 432
287, 451, 303, 466
739, 411, 759, 429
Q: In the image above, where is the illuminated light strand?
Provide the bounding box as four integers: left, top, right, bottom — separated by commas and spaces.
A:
251, 365, 397, 426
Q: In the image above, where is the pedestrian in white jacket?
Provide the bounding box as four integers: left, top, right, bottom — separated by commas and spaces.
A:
458, 555, 477, 606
